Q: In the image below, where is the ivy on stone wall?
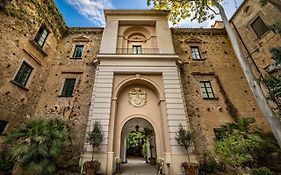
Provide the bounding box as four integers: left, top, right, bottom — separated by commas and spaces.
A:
214, 74, 238, 120
3, 0, 67, 39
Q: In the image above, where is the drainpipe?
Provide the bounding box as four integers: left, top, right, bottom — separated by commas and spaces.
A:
230, 21, 265, 81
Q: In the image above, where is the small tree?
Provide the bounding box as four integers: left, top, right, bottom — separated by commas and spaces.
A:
175, 124, 192, 163
86, 121, 104, 161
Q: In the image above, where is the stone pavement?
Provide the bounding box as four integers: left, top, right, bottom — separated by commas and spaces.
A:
120, 157, 157, 175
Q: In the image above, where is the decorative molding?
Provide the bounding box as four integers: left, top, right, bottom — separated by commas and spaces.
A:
23, 49, 42, 66
72, 36, 90, 42
191, 72, 215, 75
184, 37, 203, 44
61, 71, 84, 74
171, 28, 226, 35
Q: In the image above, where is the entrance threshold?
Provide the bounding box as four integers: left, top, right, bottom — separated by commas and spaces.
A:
121, 157, 157, 175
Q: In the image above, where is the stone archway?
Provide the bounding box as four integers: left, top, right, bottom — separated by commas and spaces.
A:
106, 74, 171, 174
113, 83, 164, 159
120, 117, 156, 163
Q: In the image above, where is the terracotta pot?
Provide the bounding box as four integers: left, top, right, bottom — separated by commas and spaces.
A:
184, 168, 198, 175
183, 163, 199, 175
87, 167, 94, 175
149, 157, 156, 165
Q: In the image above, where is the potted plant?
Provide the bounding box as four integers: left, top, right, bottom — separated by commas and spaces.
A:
175, 124, 198, 175
115, 158, 121, 174
86, 121, 104, 175
144, 127, 156, 165
156, 159, 164, 174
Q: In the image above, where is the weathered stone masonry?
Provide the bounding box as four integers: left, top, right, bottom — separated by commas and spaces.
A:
0, 0, 275, 173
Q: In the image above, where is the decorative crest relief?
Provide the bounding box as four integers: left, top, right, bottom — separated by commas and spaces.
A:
128, 87, 147, 107
72, 36, 90, 43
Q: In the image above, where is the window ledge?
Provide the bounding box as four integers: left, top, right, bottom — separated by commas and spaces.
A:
70, 57, 83, 60
255, 30, 271, 41
11, 81, 29, 91
29, 40, 48, 57
57, 95, 73, 98
192, 58, 206, 61
203, 97, 218, 100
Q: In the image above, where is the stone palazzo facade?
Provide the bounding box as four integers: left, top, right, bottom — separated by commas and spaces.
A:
0, 0, 280, 174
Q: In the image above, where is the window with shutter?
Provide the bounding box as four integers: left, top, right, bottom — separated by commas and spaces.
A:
14, 61, 33, 86
251, 17, 269, 38
34, 25, 49, 48
61, 78, 76, 97
191, 46, 202, 60
199, 81, 216, 99
72, 45, 84, 58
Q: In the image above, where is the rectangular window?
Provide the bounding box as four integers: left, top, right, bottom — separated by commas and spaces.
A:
34, 25, 49, 48
14, 61, 33, 86
61, 78, 76, 97
72, 45, 84, 58
191, 46, 202, 60
251, 17, 269, 38
132, 45, 142, 54
0, 120, 8, 134
200, 81, 215, 99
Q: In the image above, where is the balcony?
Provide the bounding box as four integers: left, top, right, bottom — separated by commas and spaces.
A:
116, 48, 159, 55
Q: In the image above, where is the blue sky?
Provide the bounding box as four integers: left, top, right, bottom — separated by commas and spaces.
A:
54, 0, 243, 28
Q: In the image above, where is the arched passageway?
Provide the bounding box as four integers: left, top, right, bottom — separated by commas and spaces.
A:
120, 117, 156, 163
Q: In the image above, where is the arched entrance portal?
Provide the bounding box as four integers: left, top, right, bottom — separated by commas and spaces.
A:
106, 75, 172, 174
120, 117, 156, 164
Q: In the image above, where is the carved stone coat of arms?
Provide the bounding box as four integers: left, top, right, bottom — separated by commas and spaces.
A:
128, 87, 147, 107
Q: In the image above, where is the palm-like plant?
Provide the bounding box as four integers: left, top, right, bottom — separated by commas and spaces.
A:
6, 118, 72, 175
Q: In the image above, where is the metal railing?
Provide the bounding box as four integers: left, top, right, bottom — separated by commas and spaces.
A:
116, 48, 160, 55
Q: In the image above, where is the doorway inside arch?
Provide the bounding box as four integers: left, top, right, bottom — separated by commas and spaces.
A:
120, 118, 157, 174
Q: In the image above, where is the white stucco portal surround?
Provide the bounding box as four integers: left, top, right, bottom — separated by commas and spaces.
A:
81, 10, 196, 175
81, 55, 195, 174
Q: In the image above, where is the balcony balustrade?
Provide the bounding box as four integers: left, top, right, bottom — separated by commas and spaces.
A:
116, 48, 159, 55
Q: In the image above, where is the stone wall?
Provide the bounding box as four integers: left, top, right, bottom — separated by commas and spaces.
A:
34, 27, 103, 168
0, 0, 65, 144
171, 28, 269, 155
0, 0, 103, 169
230, 0, 281, 78
0, 0, 278, 172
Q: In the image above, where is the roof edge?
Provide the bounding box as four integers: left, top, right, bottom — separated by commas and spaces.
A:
229, 0, 247, 22
104, 9, 170, 17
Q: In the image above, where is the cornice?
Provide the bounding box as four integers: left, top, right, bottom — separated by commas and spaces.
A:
171, 28, 227, 35
104, 9, 170, 17
67, 27, 104, 34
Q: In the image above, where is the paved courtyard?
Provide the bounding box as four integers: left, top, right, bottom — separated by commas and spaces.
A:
120, 157, 157, 175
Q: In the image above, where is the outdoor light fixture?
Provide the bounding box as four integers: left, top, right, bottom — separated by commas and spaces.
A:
135, 119, 139, 131
135, 124, 139, 131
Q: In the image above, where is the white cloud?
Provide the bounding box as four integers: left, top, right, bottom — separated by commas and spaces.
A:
65, 0, 113, 26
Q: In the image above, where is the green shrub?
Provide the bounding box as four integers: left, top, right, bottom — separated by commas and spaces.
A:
200, 158, 218, 174
156, 159, 164, 174
251, 167, 273, 175
0, 149, 14, 174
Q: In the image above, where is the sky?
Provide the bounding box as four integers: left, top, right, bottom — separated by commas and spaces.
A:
54, 0, 244, 28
